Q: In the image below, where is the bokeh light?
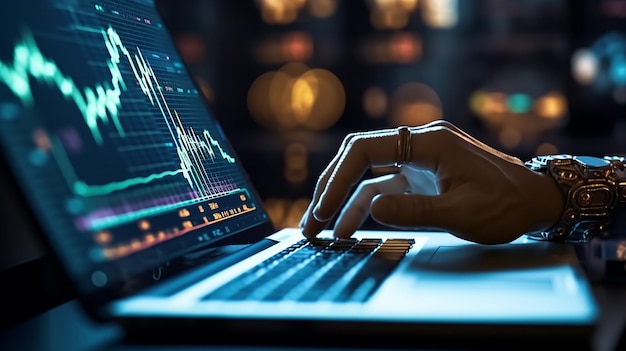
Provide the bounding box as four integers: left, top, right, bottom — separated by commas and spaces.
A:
256, 0, 307, 25
247, 63, 345, 131
572, 48, 599, 85
255, 32, 313, 65
256, 0, 338, 24
421, 0, 458, 29
535, 91, 567, 119
307, 0, 338, 18
284, 142, 308, 183
363, 86, 388, 119
571, 31, 626, 104
370, 8, 410, 30
499, 127, 522, 150
264, 197, 311, 229
367, 0, 418, 30
389, 82, 442, 126
298, 68, 346, 130
390, 32, 422, 63
360, 32, 422, 64
611, 55, 626, 85
536, 142, 559, 156
507, 93, 532, 114
470, 89, 568, 149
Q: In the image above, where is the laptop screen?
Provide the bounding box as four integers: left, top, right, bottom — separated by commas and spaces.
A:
0, 0, 272, 296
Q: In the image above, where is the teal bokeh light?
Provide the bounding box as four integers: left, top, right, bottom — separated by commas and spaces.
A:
507, 93, 532, 113
610, 56, 626, 85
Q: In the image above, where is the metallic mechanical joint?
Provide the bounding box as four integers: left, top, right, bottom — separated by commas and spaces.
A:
525, 154, 626, 243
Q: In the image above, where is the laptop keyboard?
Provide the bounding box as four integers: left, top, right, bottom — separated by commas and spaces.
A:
202, 237, 415, 303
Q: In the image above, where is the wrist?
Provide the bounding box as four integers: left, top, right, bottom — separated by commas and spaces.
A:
528, 172, 566, 233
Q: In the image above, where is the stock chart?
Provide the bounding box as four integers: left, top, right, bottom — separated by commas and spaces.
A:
0, 0, 266, 286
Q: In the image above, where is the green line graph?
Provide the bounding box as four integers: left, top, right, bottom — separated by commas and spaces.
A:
0, 25, 237, 200
49, 136, 184, 196
0, 28, 127, 144
51, 128, 237, 198
74, 170, 185, 197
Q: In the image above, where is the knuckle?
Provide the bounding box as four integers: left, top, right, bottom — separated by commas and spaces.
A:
343, 136, 369, 164
343, 132, 361, 146
427, 120, 451, 132
347, 134, 367, 149
428, 126, 461, 152
432, 125, 454, 141
354, 180, 379, 200
429, 119, 455, 130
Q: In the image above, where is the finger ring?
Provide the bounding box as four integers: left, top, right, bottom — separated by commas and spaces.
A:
395, 126, 412, 167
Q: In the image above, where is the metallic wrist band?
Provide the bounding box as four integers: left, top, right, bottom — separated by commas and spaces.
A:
525, 155, 626, 242
395, 126, 412, 167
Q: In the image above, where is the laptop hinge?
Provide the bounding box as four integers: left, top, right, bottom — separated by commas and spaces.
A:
140, 238, 279, 297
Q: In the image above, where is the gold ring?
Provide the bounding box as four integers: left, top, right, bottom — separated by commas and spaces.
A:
395, 126, 411, 167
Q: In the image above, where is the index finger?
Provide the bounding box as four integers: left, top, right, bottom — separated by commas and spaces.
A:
312, 123, 447, 223
300, 129, 395, 237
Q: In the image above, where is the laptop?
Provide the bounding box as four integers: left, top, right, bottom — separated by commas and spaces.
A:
0, 0, 599, 348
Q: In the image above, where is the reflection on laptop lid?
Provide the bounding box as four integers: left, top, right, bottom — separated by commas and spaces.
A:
0, 0, 600, 348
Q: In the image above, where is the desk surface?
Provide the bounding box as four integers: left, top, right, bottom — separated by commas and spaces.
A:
1, 283, 625, 351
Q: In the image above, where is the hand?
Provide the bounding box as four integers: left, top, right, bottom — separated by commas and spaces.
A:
299, 120, 565, 244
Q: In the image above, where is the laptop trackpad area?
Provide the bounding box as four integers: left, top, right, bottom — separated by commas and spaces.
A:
371, 241, 598, 323
416, 244, 575, 296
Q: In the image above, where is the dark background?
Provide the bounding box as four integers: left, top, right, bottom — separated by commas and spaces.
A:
2, 0, 626, 331
155, 0, 626, 230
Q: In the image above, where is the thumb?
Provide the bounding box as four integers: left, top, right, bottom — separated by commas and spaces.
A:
370, 193, 447, 230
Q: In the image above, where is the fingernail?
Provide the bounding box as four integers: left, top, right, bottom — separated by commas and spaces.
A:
312, 204, 324, 222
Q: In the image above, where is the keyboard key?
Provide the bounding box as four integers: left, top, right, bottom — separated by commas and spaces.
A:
202, 237, 414, 303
